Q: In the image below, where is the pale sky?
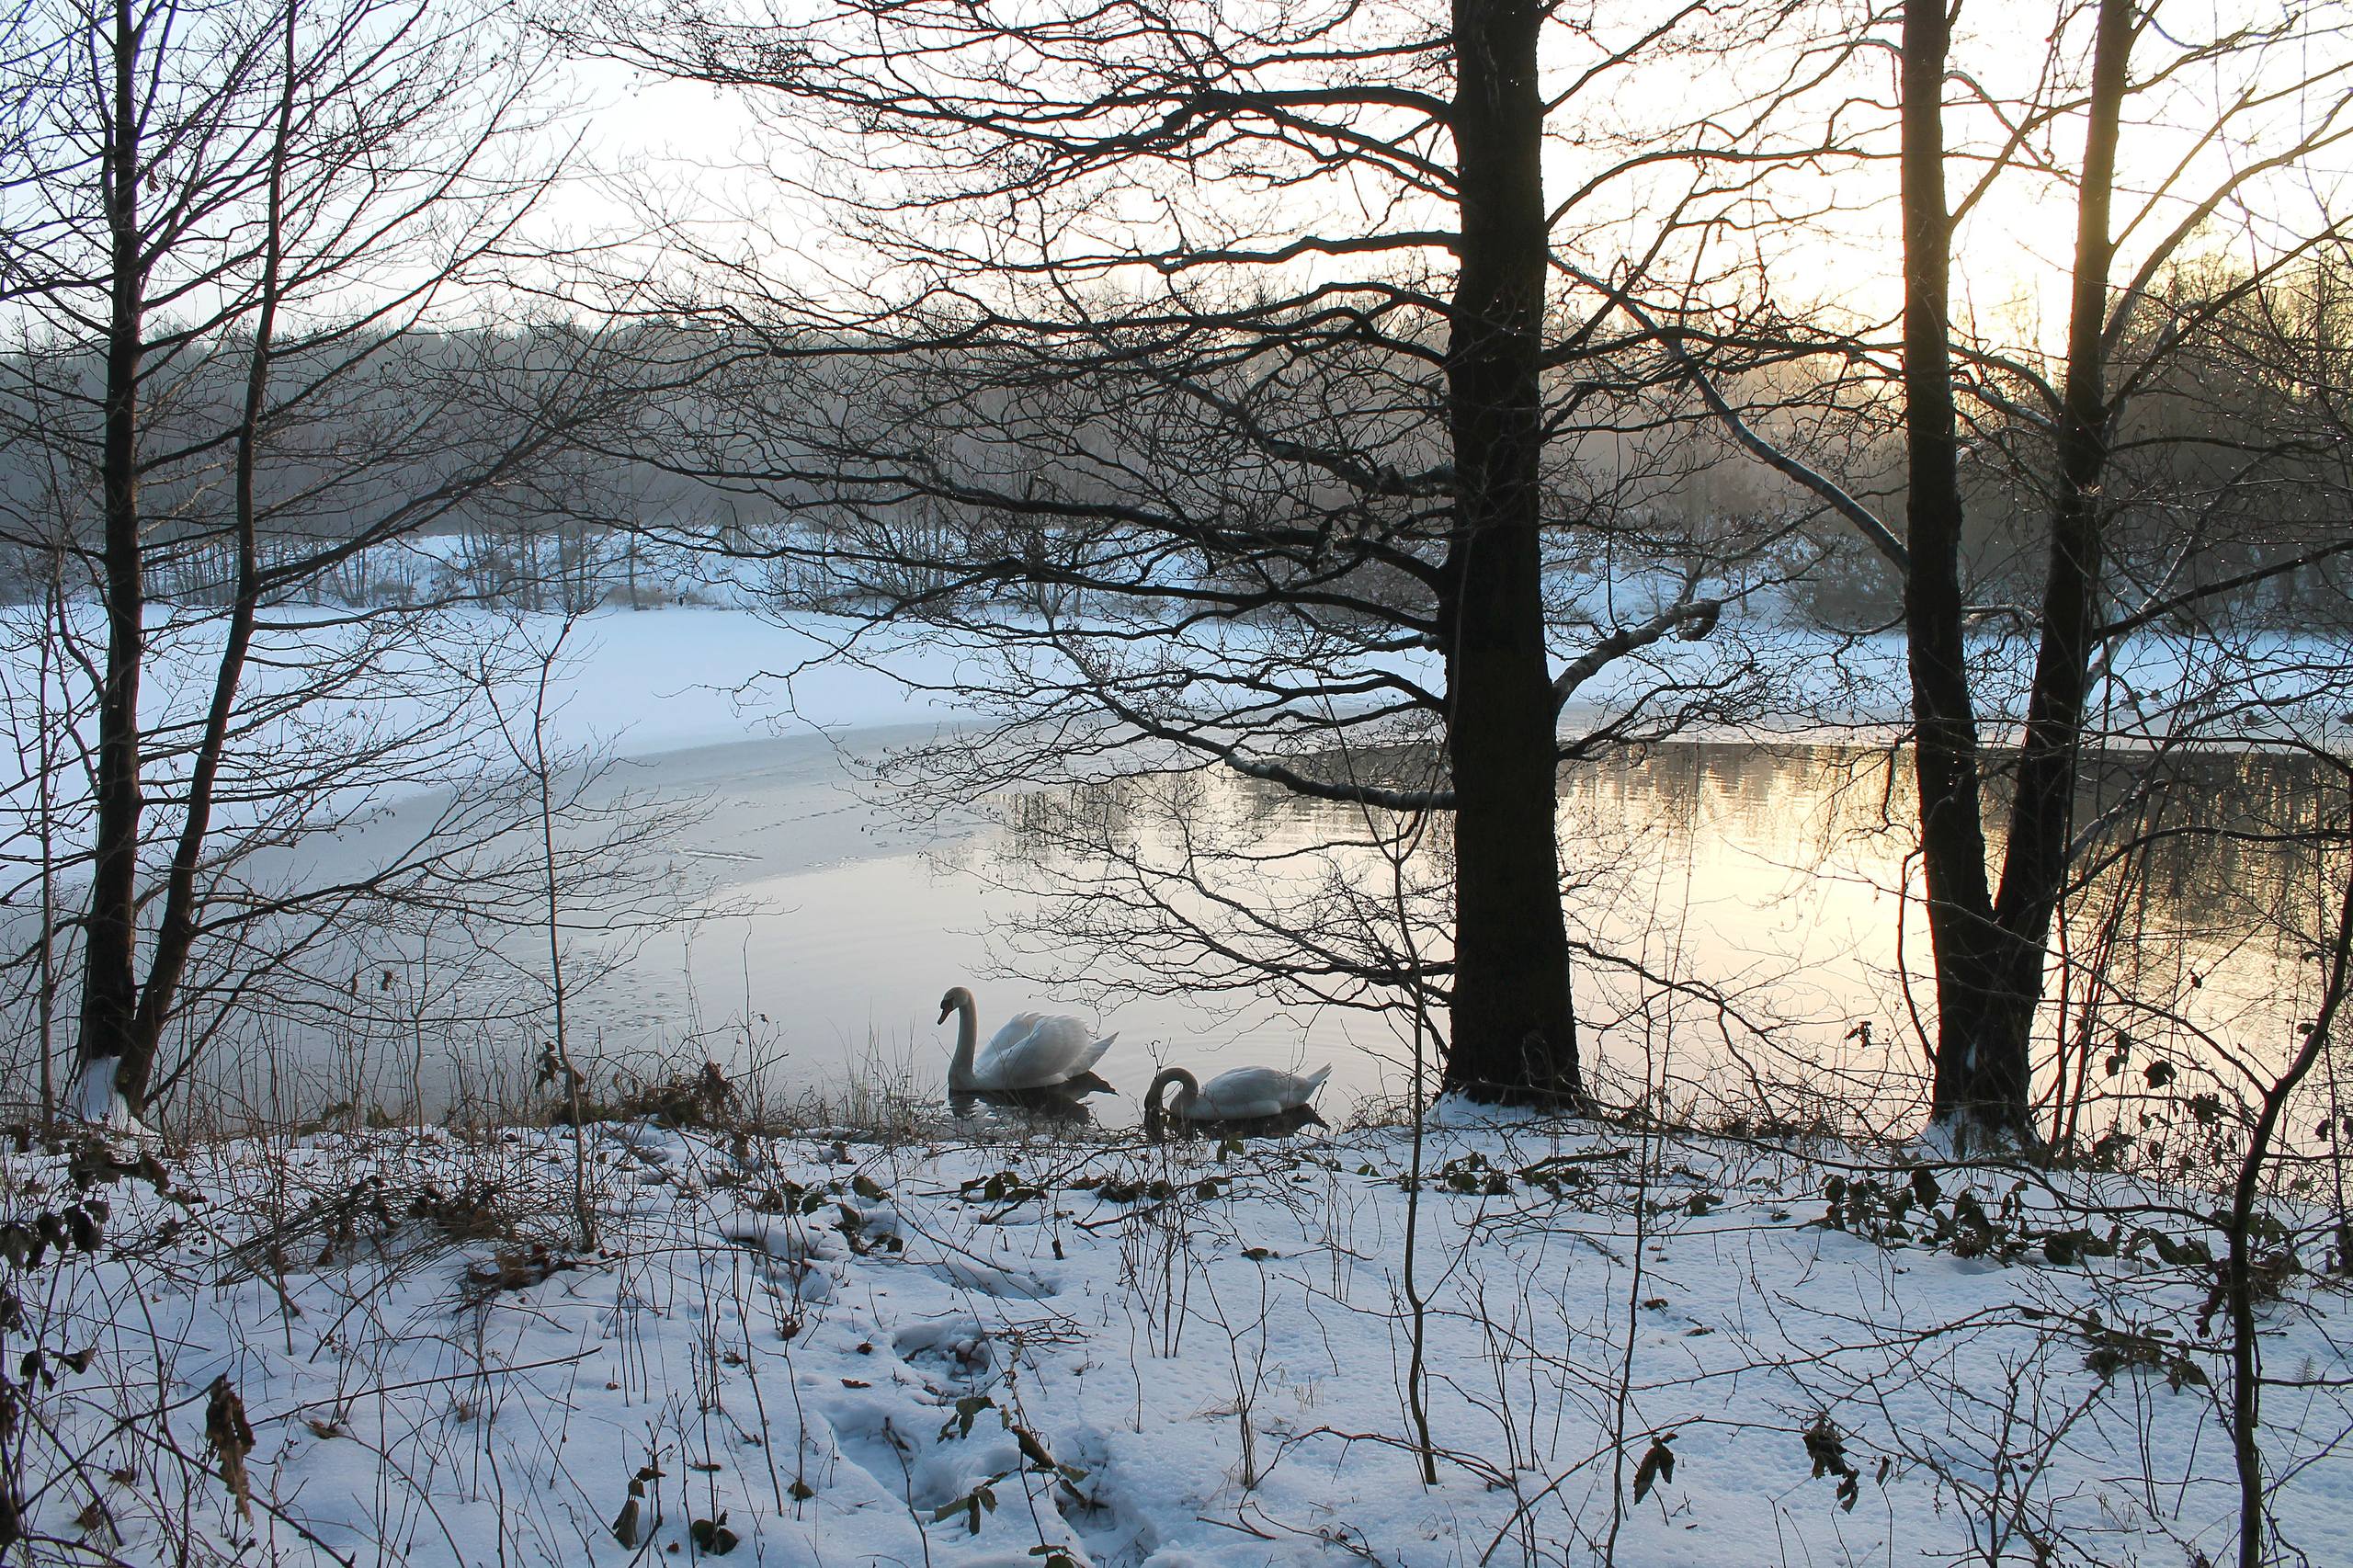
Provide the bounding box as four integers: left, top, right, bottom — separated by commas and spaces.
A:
546, 0, 2349, 368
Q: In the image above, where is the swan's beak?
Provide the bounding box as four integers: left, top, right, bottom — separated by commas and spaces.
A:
936, 1003, 952, 1024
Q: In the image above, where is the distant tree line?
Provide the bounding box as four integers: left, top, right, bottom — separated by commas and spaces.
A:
0, 325, 735, 614
7, 295, 2347, 630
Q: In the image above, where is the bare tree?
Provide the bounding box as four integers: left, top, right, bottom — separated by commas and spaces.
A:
1627, 0, 2353, 1141
579, 0, 1840, 1102
0, 0, 659, 1119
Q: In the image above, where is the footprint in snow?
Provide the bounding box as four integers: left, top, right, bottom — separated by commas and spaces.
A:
717, 1221, 838, 1300
926, 1255, 1057, 1299
719, 1217, 831, 1261
892, 1317, 995, 1376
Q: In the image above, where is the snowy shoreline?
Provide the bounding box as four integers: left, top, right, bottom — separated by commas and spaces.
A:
9, 599, 2347, 795
5, 1107, 2346, 1566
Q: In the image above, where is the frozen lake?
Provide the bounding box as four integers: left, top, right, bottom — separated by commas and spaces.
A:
159, 720, 2329, 1140
5, 600, 2338, 1138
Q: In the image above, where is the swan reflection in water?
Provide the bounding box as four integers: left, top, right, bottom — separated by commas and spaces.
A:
947, 1082, 1108, 1125
1144, 1102, 1326, 1143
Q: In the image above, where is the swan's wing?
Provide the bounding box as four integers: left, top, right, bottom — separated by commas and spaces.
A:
1199, 1064, 1327, 1119
975, 1013, 1110, 1089
983, 1013, 1047, 1058
1066, 1030, 1116, 1078
972, 1013, 1049, 1086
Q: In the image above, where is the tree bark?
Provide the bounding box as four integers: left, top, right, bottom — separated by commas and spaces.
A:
119, 0, 301, 1115
76, 0, 149, 1121
1898, 0, 2006, 1133
1900, 0, 2133, 1142
2226, 859, 2353, 1568
1438, 0, 1580, 1103
1980, 0, 2132, 1128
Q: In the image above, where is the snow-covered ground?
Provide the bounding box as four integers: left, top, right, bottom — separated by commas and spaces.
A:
506, 599, 2353, 759
6, 1107, 2346, 1566
477, 606, 966, 756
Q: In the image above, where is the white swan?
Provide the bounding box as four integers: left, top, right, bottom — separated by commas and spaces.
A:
938, 986, 1116, 1094
1143, 1063, 1330, 1139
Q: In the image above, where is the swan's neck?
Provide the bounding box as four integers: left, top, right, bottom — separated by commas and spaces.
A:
948, 995, 980, 1090
1143, 1067, 1199, 1142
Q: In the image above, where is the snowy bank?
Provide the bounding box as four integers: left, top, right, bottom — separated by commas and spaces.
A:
9, 598, 2347, 798
3, 1112, 2345, 1565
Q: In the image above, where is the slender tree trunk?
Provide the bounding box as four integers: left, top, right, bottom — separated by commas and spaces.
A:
1898, 0, 2008, 1135
1900, 0, 2132, 1142
1438, 0, 1580, 1103
118, 0, 302, 1116
76, 0, 149, 1121
1980, 0, 2132, 1110
2226, 861, 2353, 1568
521, 619, 596, 1250
36, 552, 63, 1129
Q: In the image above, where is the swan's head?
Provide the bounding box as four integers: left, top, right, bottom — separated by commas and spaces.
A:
938, 986, 974, 1024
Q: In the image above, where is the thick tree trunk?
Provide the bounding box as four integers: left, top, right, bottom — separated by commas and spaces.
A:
1898, 0, 2010, 1134
1438, 0, 1580, 1103
76, 0, 147, 1122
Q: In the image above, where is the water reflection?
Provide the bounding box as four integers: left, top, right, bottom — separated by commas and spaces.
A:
1143, 1104, 1327, 1145
947, 1083, 1109, 1126
61, 728, 2339, 1140
983, 737, 2346, 1131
